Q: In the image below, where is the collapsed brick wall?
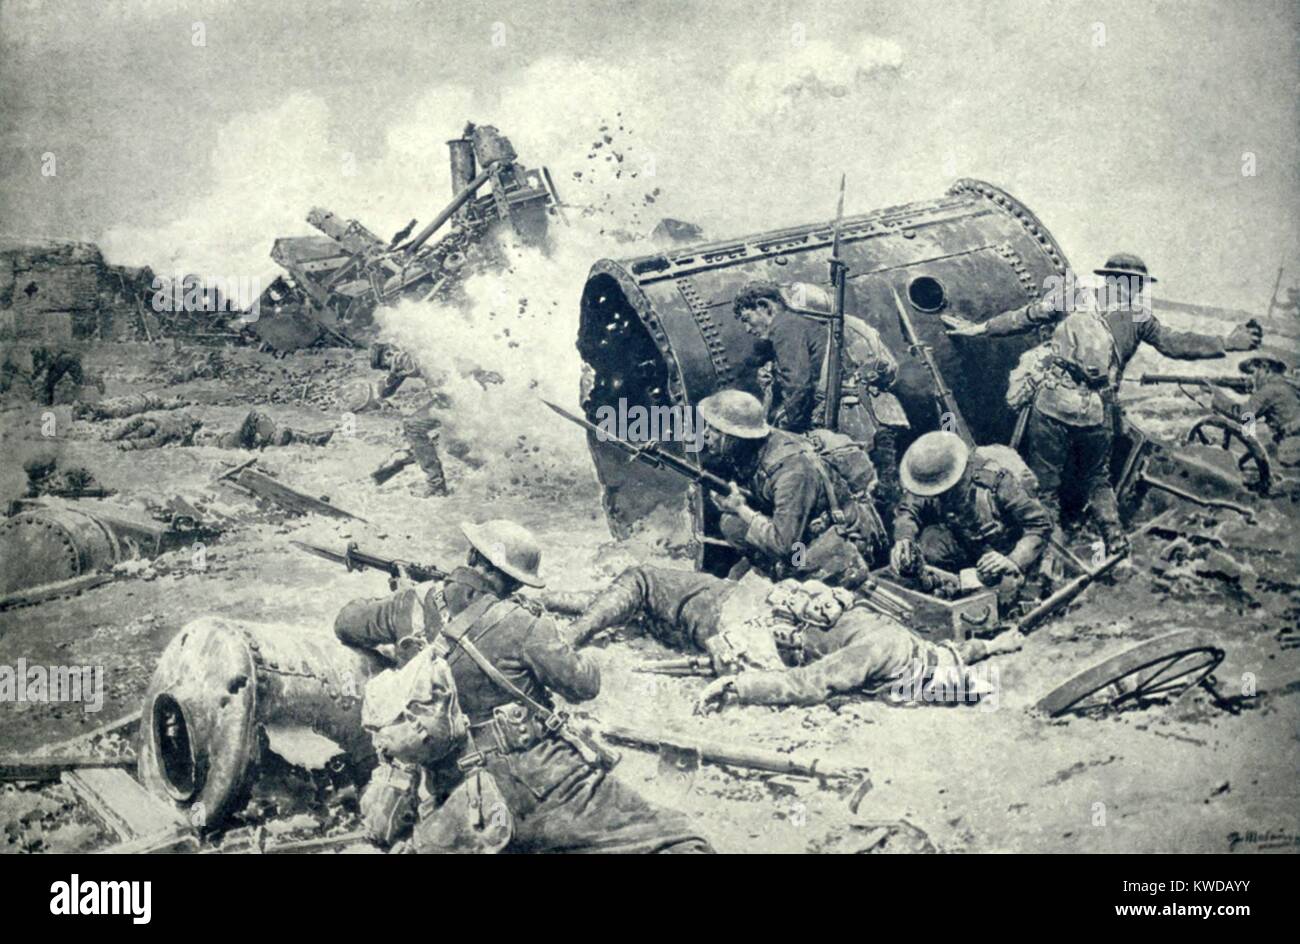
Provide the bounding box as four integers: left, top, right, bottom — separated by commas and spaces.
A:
0, 239, 154, 342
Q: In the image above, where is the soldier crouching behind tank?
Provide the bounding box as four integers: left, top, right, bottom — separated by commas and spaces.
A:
732, 281, 909, 517
697, 389, 886, 587
889, 432, 1051, 604
334, 519, 713, 854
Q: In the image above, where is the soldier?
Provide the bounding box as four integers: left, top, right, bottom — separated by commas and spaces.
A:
21, 451, 103, 498
732, 281, 908, 508
890, 432, 1051, 600
699, 389, 883, 586
367, 342, 449, 496
213, 408, 335, 449
29, 346, 88, 405
74, 392, 190, 421
554, 564, 788, 672
695, 587, 1024, 711
104, 410, 202, 450
1212, 354, 1300, 468
335, 519, 712, 854
943, 253, 1261, 552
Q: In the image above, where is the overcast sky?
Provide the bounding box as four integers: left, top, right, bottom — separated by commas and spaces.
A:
1, 0, 1296, 309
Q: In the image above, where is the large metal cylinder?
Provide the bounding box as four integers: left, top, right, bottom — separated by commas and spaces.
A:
0, 507, 123, 595
137, 617, 386, 829
577, 178, 1070, 543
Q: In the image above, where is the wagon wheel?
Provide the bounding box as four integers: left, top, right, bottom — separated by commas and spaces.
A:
1035, 630, 1225, 718
1183, 415, 1272, 494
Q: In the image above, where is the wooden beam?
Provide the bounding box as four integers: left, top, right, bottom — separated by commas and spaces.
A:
63, 767, 188, 843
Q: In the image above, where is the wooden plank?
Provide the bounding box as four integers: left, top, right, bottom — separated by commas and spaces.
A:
63, 768, 187, 842
0, 572, 114, 611
229, 467, 362, 520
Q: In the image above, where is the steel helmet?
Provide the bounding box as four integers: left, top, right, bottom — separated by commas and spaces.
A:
459, 519, 545, 588
697, 389, 771, 439
1094, 252, 1157, 284
1239, 354, 1289, 375
899, 431, 971, 497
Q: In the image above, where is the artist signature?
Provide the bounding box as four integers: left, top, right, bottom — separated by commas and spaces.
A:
1228, 830, 1300, 851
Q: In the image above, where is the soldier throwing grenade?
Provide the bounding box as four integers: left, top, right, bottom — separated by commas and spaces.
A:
943, 253, 1261, 553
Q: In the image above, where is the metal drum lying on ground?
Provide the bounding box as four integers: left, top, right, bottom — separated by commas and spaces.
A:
577, 178, 1071, 553
137, 617, 387, 829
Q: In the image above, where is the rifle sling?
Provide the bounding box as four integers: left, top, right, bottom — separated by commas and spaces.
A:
441, 598, 561, 726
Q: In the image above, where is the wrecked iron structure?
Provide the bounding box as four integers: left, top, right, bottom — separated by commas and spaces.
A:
138, 617, 386, 828
257, 123, 559, 351
0, 499, 217, 608
577, 178, 1257, 574
579, 179, 1066, 569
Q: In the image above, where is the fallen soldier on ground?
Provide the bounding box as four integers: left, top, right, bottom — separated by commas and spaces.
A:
212, 409, 334, 449
104, 411, 202, 450
74, 391, 190, 421
547, 563, 1023, 710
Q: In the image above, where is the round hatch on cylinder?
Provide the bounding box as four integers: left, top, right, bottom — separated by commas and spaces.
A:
907, 275, 947, 313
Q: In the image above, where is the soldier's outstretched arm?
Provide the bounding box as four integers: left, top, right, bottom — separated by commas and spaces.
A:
522, 614, 601, 703
1135, 314, 1232, 360
727, 644, 891, 707
946, 295, 1064, 338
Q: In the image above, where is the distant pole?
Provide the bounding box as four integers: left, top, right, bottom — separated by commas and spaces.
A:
1265, 264, 1284, 319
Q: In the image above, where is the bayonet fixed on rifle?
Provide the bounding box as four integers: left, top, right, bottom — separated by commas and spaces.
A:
891, 288, 975, 447
292, 540, 447, 584
824, 173, 849, 430
1138, 373, 1253, 393
539, 398, 753, 501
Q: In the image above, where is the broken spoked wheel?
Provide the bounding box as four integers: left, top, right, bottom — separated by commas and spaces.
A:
1035, 629, 1226, 719
1184, 415, 1272, 494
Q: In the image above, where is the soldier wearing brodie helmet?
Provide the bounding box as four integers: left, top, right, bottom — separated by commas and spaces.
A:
701, 388, 884, 587
338, 519, 711, 854
944, 252, 1261, 553
891, 431, 1051, 601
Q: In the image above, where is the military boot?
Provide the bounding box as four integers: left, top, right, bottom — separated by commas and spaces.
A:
403, 416, 448, 497
567, 570, 648, 647
1089, 487, 1128, 557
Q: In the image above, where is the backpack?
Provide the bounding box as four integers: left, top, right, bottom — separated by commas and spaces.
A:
803, 429, 887, 557
361, 647, 468, 769
805, 428, 877, 498
1049, 306, 1117, 388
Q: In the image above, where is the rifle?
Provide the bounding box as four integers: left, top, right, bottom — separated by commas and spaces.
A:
292, 540, 447, 584
1017, 510, 1174, 634
540, 398, 753, 501
892, 288, 974, 447
1138, 373, 1253, 393
824, 174, 848, 430
597, 720, 873, 811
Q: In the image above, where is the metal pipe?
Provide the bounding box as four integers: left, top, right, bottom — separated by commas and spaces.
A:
402, 161, 499, 256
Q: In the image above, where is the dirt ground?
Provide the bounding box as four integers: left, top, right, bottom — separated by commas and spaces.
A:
1, 332, 1298, 855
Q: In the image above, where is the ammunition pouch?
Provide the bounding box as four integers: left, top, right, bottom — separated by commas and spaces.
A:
412, 766, 514, 855
359, 760, 420, 847
1050, 356, 1110, 391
